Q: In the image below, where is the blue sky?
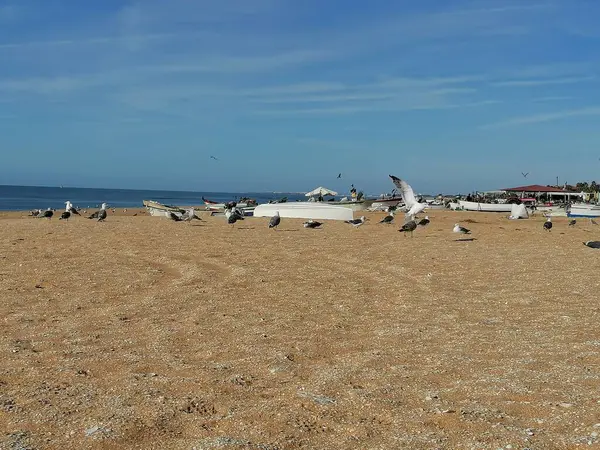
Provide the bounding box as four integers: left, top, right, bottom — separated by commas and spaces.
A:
1, 0, 600, 194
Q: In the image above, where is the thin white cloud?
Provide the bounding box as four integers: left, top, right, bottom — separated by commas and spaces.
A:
0, 4, 19, 22
492, 76, 595, 87
481, 107, 600, 129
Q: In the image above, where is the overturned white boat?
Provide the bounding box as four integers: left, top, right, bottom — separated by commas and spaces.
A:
253, 202, 354, 221
567, 203, 600, 218
458, 200, 513, 212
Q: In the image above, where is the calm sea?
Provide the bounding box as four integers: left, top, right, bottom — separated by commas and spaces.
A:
0, 185, 306, 211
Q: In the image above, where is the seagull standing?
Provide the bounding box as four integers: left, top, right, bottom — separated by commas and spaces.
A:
453, 223, 471, 235
568, 219, 577, 227
59, 203, 72, 221
418, 216, 430, 226
399, 219, 417, 237
65, 201, 80, 215
269, 211, 281, 230
345, 216, 366, 228
543, 217, 552, 232
303, 220, 323, 229
39, 208, 53, 220
389, 175, 426, 218
88, 203, 108, 221
379, 211, 395, 224
589, 218, 599, 225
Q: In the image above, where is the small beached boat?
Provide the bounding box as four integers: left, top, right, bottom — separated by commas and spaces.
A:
253, 202, 354, 221
202, 196, 256, 212
143, 200, 187, 217
458, 200, 513, 212
567, 203, 600, 218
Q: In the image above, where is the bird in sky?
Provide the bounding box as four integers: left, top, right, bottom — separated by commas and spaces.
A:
337, 173, 342, 178
210, 155, 219, 161
522, 172, 529, 178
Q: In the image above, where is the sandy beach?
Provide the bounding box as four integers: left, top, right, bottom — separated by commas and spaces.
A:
1, 209, 599, 449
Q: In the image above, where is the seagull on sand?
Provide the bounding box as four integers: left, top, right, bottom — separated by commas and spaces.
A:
589, 218, 599, 225
88, 203, 107, 221
59, 203, 72, 220
583, 241, 600, 249
379, 211, 395, 224
568, 219, 577, 227
453, 223, 471, 235
345, 216, 366, 228
543, 217, 552, 232
418, 216, 430, 226
65, 201, 80, 215
389, 175, 426, 218
181, 207, 201, 222
303, 220, 323, 229
399, 219, 417, 237
167, 211, 183, 222
39, 208, 53, 219
269, 211, 281, 230
29, 209, 42, 217
225, 206, 244, 227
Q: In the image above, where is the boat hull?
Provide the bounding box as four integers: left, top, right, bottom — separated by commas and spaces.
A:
567, 204, 600, 218
143, 200, 185, 217
253, 202, 354, 221
458, 200, 513, 212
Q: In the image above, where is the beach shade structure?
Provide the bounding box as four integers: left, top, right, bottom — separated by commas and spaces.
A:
305, 187, 338, 198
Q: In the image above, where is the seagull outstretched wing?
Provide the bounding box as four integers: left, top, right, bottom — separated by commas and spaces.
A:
389, 175, 417, 208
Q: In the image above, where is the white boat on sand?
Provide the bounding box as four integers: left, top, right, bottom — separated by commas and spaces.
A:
253, 202, 354, 221
143, 200, 187, 217
567, 203, 600, 218
458, 200, 513, 212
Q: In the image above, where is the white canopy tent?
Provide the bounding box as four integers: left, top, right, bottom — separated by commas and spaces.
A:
305, 187, 338, 198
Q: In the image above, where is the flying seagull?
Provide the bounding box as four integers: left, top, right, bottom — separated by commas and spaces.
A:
345, 216, 366, 228
88, 203, 108, 221
583, 241, 600, 249
568, 219, 577, 227
543, 217, 552, 232
418, 216, 430, 226
522, 172, 529, 178
269, 211, 281, 230
453, 223, 471, 235
303, 220, 323, 229
399, 219, 417, 237
389, 175, 426, 218
337, 173, 342, 179
210, 155, 219, 161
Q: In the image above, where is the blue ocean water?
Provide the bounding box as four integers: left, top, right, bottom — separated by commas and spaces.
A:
0, 185, 306, 211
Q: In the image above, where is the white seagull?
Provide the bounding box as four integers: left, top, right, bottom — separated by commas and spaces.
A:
389, 175, 426, 219
453, 223, 471, 234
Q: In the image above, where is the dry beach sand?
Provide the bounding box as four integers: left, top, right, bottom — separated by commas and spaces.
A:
1, 209, 599, 449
